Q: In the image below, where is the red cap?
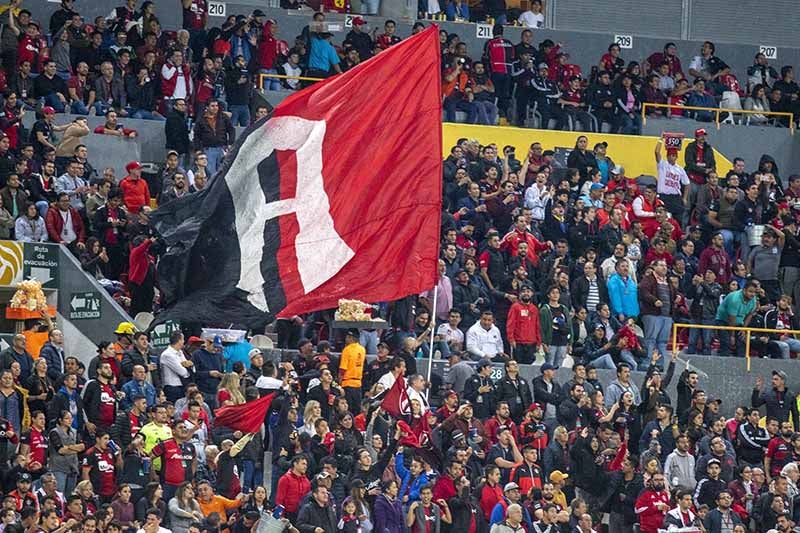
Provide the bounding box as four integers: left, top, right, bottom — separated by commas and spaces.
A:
666, 148, 679, 156
695, 128, 707, 137
352, 16, 367, 26
528, 402, 543, 411
125, 161, 142, 172
42, 106, 56, 115
446, 390, 458, 399
187, 336, 203, 343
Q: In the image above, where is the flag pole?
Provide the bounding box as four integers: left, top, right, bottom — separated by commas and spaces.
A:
425, 284, 438, 401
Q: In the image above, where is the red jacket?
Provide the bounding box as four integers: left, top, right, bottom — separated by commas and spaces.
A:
506, 302, 542, 345
432, 474, 458, 505
275, 470, 311, 514
119, 176, 151, 215
479, 482, 504, 519
128, 239, 152, 285
44, 206, 85, 244
634, 489, 670, 533
258, 21, 289, 70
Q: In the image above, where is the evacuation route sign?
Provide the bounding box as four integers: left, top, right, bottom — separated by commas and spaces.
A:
69, 292, 101, 320
151, 320, 181, 350
23, 243, 59, 289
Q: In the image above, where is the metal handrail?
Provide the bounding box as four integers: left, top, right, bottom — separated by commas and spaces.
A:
641, 102, 795, 135
258, 72, 325, 90
671, 322, 800, 371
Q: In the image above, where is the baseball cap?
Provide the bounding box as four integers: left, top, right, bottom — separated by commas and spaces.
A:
707, 458, 721, 466
541, 362, 558, 372
446, 390, 459, 400
695, 128, 707, 137
538, 62, 549, 70
477, 359, 492, 370
593, 323, 605, 331
315, 471, 331, 480
452, 430, 465, 441
459, 399, 472, 407
188, 335, 203, 344
252, 9, 266, 17
666, 148, 679, 155
504, 482, 520, 492
17, 472, 32, 482
42, 106, 56, 115
351, 16, 367, 26
345, 328, 360, 338
773, 369, 788, 381
611, 165, 624, 175
590, 183, 605, 190
213, 335, 223, 348
528, 402, 543, 412
549, 470, 569, 483
126, 161, 142, 172
248, 348, 263, 360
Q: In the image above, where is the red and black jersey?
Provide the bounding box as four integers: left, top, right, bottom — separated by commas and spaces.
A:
10, 489, 38, 511
17, 35, 40, 70
561, 88, 584, 105
509, 461, 543, 496
376, 34, 401, 50
767, 437, 793, 478
151, 439, 195, 486
484, 37, 514, 75
128, 411, 146, 440
0, 417, 18, 444
20, 427, 48, 469
82, 446, 117, 497
182, 0, 207, 30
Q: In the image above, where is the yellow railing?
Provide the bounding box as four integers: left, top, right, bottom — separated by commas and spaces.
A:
641, 102, 795, 135
258, 73, 325, 90
671, 323, 800, 371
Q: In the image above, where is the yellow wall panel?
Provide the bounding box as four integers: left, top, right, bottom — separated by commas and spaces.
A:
442, 124, 732, 180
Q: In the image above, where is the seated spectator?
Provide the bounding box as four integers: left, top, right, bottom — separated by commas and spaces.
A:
746, 52, 778, 93
744, 84, 772, 125
376, 20, 402, 50
644, 42, 684, 78
93, 110, 138, 138
15, 202, 47, 242
93, 61, 127, 116
557, 75, 593, 131
685, 78, 718, 122
445, 0, 470, 22
280, 49, 303, 89
126, 65, 163, 121
641, 74, 668, 116
45, 192, 86, 253
67, 61, 94, 115
0, 92, 25, 152
768, 87, 793, 127
0, 172, 27, 219
688, 41, 730, 96
599, 43, 625, 80
614, 74, 642, 134
33, 61, 69, 113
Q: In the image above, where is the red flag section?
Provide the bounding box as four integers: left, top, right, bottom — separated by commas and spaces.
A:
381, 376, 411, 418
272, 25, 443, 317
213, 392, 275, 434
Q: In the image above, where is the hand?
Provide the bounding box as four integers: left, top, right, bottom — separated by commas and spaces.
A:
436, 499, 448, 508
233, 431, 243, 439
314, 528, 325, 533
654, 299, 663, 307
409, 501, 419, 512
692, 274, 702, 285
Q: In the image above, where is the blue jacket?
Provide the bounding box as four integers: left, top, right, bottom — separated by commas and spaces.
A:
445, 1, 469, 20
192, 348, 225, 395
395, 452, 431, 503
39, 342, 65, 382
121, 379, 157, 409
607, 273, 640, 318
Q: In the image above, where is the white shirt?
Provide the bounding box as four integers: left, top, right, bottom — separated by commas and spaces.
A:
437, 322, 464, 348
656, 159, 689, 196
466, 322, 503, 359
59, 209, 77, 243
377, 372, 402, 392
524, 184, 549, 221
519, 11, 545, 28
160, 345, 190, 387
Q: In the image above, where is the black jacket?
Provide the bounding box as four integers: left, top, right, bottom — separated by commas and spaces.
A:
110, 408, 146, 449
296, 500, 338, 533
453, 281, 483, 328
684, 140, 716, 180
47, 389, 84, 430
165, 110, 191, 154
569, 435, 607, 494
494, 375, 533, 422
194, 112, 235, 149
463, 374, 495, 420
532, 376, 563, 414
566, 149, 597, 181
82, 379, 117, 428
752, 385, 798, 424
570, 275, 609, 312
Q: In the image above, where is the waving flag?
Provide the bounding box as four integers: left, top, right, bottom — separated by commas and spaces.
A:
214, 392, 275, 434
381, 376, 411, 418
150, 27, 442, 328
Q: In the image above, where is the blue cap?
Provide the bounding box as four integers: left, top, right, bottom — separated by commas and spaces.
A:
590, 183, 605, 190
541, 362, 558, 372
213, 335, 223, 348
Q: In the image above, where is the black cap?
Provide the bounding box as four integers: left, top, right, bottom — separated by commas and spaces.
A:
345, 328, 359, 338
252, 9, 266, 17
17, 472, 32, 482
477, 359, 492, 370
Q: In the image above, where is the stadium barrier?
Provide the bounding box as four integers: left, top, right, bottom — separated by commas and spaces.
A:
259, 72, 325, 90
641, 102, 795, 135
671, 322, 800, 371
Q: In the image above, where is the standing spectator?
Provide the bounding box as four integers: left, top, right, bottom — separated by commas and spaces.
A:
119, 161, 150, 217
192, 337, 225, 409
258, 20, 289, 91
638, 259, 674, 367
715, 280, 758, 357
126, 65, 162, 121
634, 473, 670, 533
752, 371, 798, 425
160, 332, 192, 403
654, 137, 690, 224
484, 25, 514, 121
339, 329, 366, 415
193, 99, 234, 177
306, 31, 342, 80
165, 99, 191, 169
538, 285, 571, 367
506, 284, 541, 364
81, 430, 121, 503
161, 49, 193, 114
82, 361, 118, 434
442, 57, 477, 124
224, 55, 252, 127
277, 455, 312, 523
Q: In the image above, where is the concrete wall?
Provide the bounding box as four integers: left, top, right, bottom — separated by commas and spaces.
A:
642, 117, 799, 184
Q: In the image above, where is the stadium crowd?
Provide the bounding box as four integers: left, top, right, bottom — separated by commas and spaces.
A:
0, 3, 798, 533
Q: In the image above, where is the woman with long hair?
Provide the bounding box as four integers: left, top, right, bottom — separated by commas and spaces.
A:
110, 484, 136, 533
48, 410, 84, 496
167, 481, 204, 533
217, 372, 245, 407
14, 202, 47, 242
24, 358, 53, 414
348, 482, 373, 533
299, 400, 322, 437
73, 480, 99, 515
242, 486, 268, 515
135, 482, 165, 524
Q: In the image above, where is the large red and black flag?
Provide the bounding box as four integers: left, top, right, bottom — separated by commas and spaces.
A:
151, 27, 442, 328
